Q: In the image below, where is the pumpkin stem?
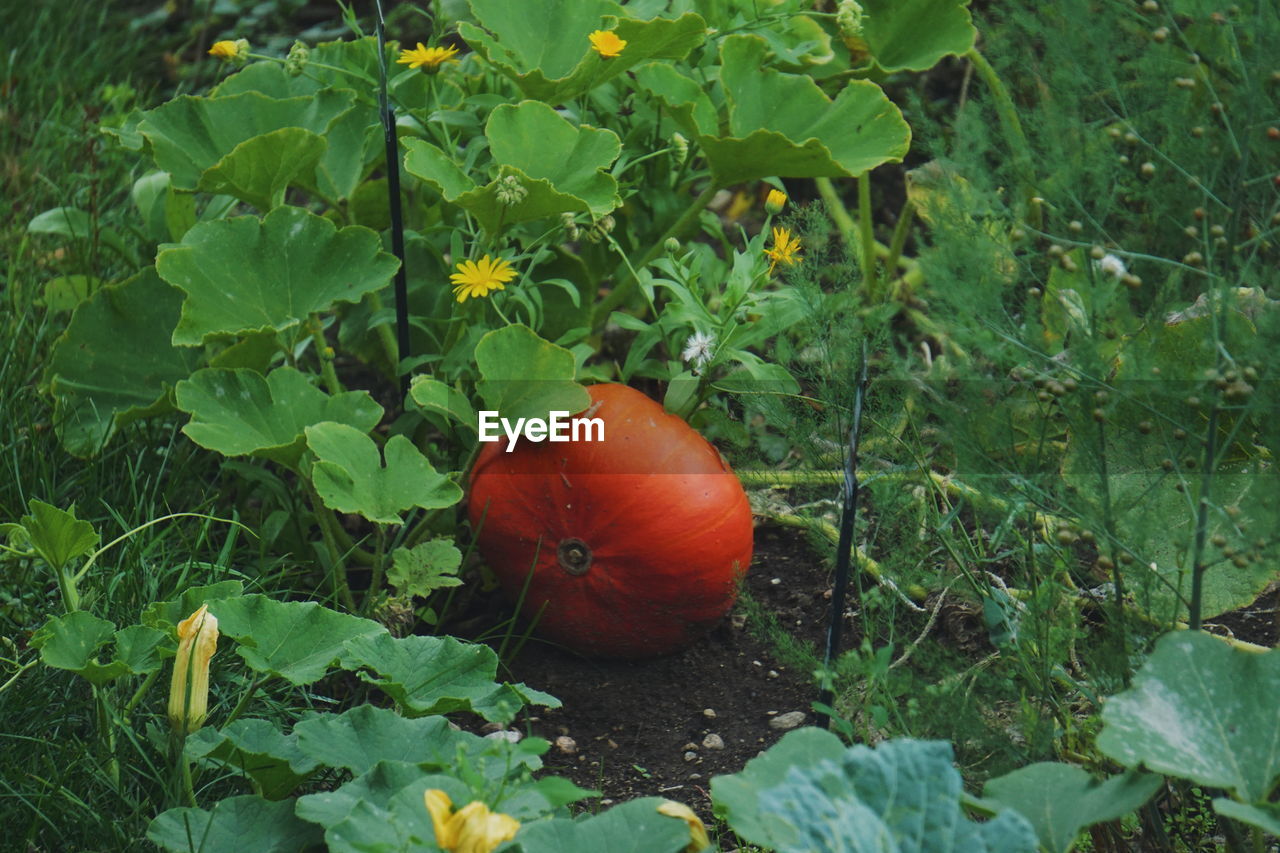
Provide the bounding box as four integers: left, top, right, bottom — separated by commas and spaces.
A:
557, 538, 593, 576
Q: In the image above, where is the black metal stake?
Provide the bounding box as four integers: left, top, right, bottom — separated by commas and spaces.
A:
374, 0, 412, 399
818, 341, 869, 730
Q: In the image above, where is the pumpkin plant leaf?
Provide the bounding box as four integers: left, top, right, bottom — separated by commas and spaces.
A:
196, 127, 327, 211
136, 89, 355, 192
208, 594, 386, 686
1097, 630, 1280, 804
294, 705, 480, 775
403, 100, 621, 233
45, 267, 204, 457
408, 375, 478, 433
147, 795, 323, 853
156, 205, 399, 346
186, 718, 320, 800
696, 34, 911, 186
387, 539, 464, 598
322, 777, 464, 853
29, 613, 167, 686
305, 422, 463, 524
27, 206, 93, 239
714, 733, 1038, 852
460, 0, 705, 103
297, 761, 460, 837
1212, 800, 1280, 837
513, 797, 694, 853
984, 764, 1163, 853
861, 0, 977, 72
475, 323, 590, 424
16, 499, 99, 573
141, 581, 245, 633
176, 367, 384, 467
40, 275, 101, 314
340, 632, 559, 722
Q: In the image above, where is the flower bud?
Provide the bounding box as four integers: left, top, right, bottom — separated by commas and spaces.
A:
208, 38, 250, 65
670, 132, 689, 163
285, 40, 310, 76
495, 174, 527, 206
168, 604, 218, 734
764, 189, 787, 215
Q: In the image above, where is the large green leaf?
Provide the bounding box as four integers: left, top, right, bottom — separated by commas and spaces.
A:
983, 764, 1162, 853
403, 100, 621, 233
14, 500, 99, 572
45, 267, 204, 456
861, 0, 977, 72
323, 777, 463, 853
340, 632, 559, 722
715, 733, 1037, 852
513, 797, 693, 853
30, 612, 167, 686
474, 324, 590, 424
186, 719, 320, 800
137, 89, 355, 193
699, 35, 910, 185
296, 761, 456, 836
156, 206, 399, 346
147, 795, 323, 853
408, 376, 477, 434
1213, 800, 1280, 837
208, 595, 386, 686
176, 367, 384, 467
305, 422, 463, 524
387, 539, 464, 598
1097, 631, 1280, 804
293, 705, 474, 775
196, 127, 327, 212
460, 0, 705, 103
142, 581, 246, 633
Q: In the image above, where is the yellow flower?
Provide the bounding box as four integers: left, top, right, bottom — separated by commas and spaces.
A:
450, 255, 517, 303
208, 38, 250, 64
589, 30, 627, 58
425, 790, 520, 853
765, 225, 803, 274
167, 604, 218, 734
765, 188, 788, 215
657, 800, 711, 853
397, 42, 460, 71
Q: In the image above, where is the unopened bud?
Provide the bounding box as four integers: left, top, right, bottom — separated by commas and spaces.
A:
764, 189, 787, 215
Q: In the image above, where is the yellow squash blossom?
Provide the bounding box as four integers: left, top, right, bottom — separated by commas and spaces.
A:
657, 800, 712, 853
208, 39, 250, 64
765, 225, 803, 274
167, 604, 218, 733
425, 789, 520, 853
450, 255, 516, 303
397, 42, 460, 71
589, 29, 627, 58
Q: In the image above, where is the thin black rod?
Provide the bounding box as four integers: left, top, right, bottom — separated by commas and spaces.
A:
819, 339, 869, 729
374, 0, 411, 398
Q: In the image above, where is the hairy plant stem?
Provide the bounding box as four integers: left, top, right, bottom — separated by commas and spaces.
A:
307, 484, 358, 611
1188, 407, 1220, 631
858, 172, 879, 300
964, 47, 1038, 221
94, 686, 120, 790
884, 199, 915, 280
592, 181, 720, 327
309, 313, 342, 395
122, 669, 160, 719
365, 526, 388, 614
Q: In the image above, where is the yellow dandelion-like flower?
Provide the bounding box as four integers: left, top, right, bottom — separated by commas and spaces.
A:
397, 42, 460, 71
450, 255, 517, 303
765, 188, 787, 215
765, 226, 802, 274
589, 30, 627, 58
425, 790, 520, 853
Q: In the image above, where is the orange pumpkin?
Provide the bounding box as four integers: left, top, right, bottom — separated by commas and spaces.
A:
467, 384, 754, 658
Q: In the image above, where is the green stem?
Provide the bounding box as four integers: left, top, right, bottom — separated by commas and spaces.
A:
1188, 407, 1220, 631
366, 291, 403, 374
221, 676, 261, 728
309, 313, 342, 395
884, 199, 915, 282
858, 172, 878, 301
94, 686, 120, 790
965, 47, 1037, 220
307, 485, 358, 611
56, 566, 80, 613
592, 181, 720, 327
366, 526, 388, 613
181, 754, 197, 807
815, 177, 859, 261
122, 670, 160, 719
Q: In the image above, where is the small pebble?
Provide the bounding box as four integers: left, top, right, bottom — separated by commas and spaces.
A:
767, 670, 779, 678
479, 722, 505, 735
770, 711, 807, 731
554, 735, 577, 755
702, 708, 717, 719
683, 742, 699, 751
683, 750, 698, 762
688, 773, 702, 780
702, 733, 725, 750
770, 577, 781, 585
